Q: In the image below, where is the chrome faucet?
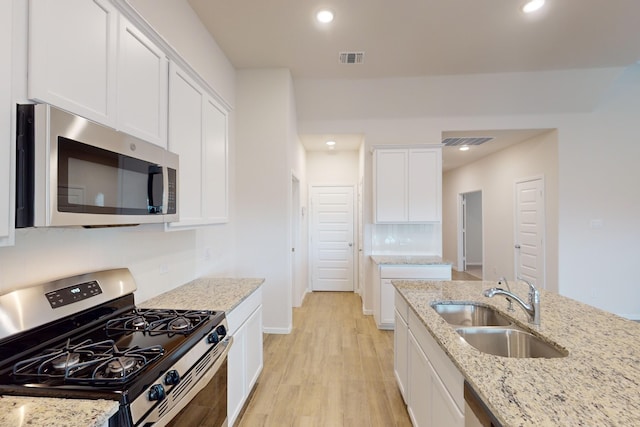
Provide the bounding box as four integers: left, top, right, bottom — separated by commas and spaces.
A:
497, 277, 514, 312
483, 278, 540, 325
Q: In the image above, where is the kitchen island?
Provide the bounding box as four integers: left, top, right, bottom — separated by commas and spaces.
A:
0, 277, 264, 427
395, 279, 640, 425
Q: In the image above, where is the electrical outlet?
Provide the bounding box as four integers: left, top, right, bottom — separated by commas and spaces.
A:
204, 247, 212, 261
159, 263, 169, 274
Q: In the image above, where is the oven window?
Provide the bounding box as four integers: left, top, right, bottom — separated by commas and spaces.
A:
57, 137, 163, 215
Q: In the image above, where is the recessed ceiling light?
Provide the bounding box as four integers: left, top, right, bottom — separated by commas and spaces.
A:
316, 10, 334, 23
459, 146, 470, 152
522, 0, 545, 13
326, 140, 336, 146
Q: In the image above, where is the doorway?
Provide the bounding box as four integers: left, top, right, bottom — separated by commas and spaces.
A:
458, 190, 483, 279
310, 186, 355, 291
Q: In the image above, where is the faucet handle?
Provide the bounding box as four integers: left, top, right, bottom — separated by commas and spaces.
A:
518, 277, 540, 302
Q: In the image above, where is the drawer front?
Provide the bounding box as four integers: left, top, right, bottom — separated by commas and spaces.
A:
380, 265, 451, 279
227, 287, 262, 334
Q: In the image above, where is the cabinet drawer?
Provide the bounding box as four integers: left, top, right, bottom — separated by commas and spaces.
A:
408, 309, 464, 412
381, 265, 451, 279
395, 291, 409, 323
227, 287, 262, 334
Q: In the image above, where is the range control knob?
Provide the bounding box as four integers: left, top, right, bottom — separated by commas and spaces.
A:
207, 331, 220, 344
148, 384, 166, 401
216, 325, 227, 338
164, 369, 180, 386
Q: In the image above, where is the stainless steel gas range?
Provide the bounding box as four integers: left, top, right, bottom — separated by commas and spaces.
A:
0, 268, 232, 427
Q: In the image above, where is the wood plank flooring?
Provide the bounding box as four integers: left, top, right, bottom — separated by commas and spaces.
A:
235, 292, 412, 427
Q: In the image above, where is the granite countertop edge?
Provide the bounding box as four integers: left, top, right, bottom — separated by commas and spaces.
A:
370, 255, 453, 265
0, 277, 264, 427
393, 280, 640, 426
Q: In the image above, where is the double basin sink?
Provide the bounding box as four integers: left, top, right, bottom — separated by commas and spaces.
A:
432, 302, 567, 358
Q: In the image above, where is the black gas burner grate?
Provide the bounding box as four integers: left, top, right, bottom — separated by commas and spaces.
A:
106, 308, 212, 336
12, 338, 164, 384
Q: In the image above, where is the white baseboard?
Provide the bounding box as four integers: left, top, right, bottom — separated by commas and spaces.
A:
619, 313, 640, 321
363, 308, 373, 315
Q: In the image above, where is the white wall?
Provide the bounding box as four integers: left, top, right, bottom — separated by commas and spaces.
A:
443, 131, 559, 291
306, 150, 359, 185
0, 0, 237, 302
297, 64, 640, 318
235, 69, 297, 333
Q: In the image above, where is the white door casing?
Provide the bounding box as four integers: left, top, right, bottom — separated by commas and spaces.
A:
515, 177, 545, 288
310, 186, 355, 292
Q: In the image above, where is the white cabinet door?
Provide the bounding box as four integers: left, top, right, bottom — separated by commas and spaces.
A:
228, 320, 246, 427
167, 62, 229, 228
409, 148, 441, 222
408, 331, 431, 427
374, 149, 408, 222
394, 309, 408, 403
202, 97, 228, 223
117, 15, 168, 147
244, 305, 264, 393
28, 0, 118, 126
167, 62, 204, 227
430, 361, 465, 427
227, 292, 263, 427
0, 0, 14, 247
380, 279, 395, 327
374, 147, 442, 223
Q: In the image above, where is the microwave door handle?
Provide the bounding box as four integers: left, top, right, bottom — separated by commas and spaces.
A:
148, 165, 163, 213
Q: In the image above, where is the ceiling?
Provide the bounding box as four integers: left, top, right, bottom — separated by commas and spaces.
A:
187, 0, 640, 169
188, 0, 640, 79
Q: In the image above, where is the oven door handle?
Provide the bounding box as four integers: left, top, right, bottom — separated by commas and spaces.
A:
143, 335, 233, 427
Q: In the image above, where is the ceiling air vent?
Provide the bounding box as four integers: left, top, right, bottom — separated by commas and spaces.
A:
339, 52, 365, 64
442, 137, 494, 147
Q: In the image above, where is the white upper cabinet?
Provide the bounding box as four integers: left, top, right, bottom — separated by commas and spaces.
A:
116, 15, 168, 147
202, 97, 229, 223
0, 0, 14, 247
29, 0, 118, 126
167, 62, 229, 228
29, 0, 169, 147
374, 147, 442, 223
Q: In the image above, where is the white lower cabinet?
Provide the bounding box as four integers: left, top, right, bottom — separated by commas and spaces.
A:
375, 265, 452, 329
394, 293, 409, 403
227, 288, 263, 426
398, 291, 464, 427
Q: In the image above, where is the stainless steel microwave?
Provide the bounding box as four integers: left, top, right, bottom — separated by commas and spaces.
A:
16, 104, 178, 227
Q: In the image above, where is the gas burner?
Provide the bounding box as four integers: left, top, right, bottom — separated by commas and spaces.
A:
13, 340, 164, 385
168, 317, 190, 331
50, 352, 81, 371
107, 308, 213, 336
106, 356, 137, 375
130, 316, 147, 330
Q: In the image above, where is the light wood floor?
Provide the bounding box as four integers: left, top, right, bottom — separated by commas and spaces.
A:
235, 292, 412, 427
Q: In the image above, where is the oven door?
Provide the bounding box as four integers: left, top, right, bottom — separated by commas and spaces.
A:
140, 336, 232, 427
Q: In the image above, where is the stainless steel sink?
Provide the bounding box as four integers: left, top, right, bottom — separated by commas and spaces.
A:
455, 327, 568, 358
431, 302, 513, 327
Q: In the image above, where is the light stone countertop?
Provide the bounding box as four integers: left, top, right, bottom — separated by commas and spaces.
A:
0, 396, 118, 427
394, 280, 640, 426
139, 277, 265, 311
370, 255, 452, 265
0, 277, 263, 427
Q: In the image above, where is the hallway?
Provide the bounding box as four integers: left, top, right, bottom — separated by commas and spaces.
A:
236, 292, 412, 426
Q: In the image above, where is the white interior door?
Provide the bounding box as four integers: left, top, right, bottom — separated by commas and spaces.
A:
515, 178, 545, 288
310, 186, 355, 292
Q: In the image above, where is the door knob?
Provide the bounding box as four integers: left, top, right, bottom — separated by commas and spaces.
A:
515, 244, 521, 249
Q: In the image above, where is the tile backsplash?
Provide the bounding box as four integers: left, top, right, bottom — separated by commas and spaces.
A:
371, 223, 442, 255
